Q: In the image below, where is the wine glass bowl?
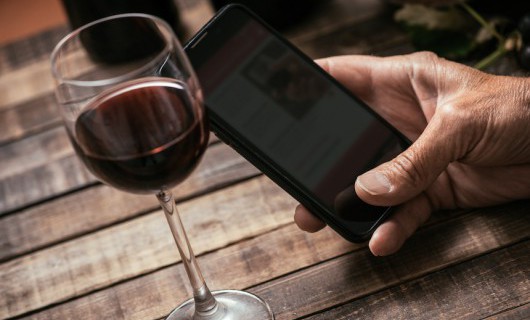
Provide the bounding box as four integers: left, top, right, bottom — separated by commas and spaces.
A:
52, 14, 274, 320
69, 77, 208, 194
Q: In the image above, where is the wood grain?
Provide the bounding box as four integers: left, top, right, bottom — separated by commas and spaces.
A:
0, 131, 219, 215
484, 303, 530, 320
0, 175, 298, 319
286, 0, 387, 43
0, 0, 214, 145
0, 126, 71, 180
293, 8, 409, 59
0, 93, 60, 146
0, 0, 399, 148
0, 0, 214, 109
0, 57, 54, 109
17, 221, 356, 320
305, 241, 530, 320
14, 201, 529, 320
1, 1, 528, 319
251, 201, 530, 319
0, 152, 94, 214
0, 26, 67, 73
0, 142, 259, 261
0, 10, 410, 214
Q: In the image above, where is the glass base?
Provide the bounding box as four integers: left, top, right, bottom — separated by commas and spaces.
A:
166, 290, 274, 320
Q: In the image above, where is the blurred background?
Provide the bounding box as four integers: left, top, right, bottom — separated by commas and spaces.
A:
1, 0, 529, 71
0, 0, 321, 45
0, 0, 66, 45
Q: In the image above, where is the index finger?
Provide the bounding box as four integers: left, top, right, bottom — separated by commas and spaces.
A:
294, 205, 326, 233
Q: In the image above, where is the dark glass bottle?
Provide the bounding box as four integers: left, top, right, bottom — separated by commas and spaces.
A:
61, 0, 185, 38
210, 0, 321, 30
60, 0, 184, 64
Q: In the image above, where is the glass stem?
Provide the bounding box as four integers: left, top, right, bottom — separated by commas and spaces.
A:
157, 190, 218, 315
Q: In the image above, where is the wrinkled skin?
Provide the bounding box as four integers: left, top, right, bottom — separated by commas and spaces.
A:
294, 52, 530, 256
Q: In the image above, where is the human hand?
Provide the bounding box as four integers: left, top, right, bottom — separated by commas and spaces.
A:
294, 52, 530, 256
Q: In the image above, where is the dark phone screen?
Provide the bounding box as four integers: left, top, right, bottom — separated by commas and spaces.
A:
187, 7, 405, 235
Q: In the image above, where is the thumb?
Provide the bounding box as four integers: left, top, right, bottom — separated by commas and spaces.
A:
355, 116, 460, 206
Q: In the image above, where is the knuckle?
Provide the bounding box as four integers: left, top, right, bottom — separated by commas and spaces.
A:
387, 151, 426, 188
409, 51, 442, 71
410, 51, 440, 63
434, 102, 469, 134
437, 102, 461, 121
406, 51, 441, 82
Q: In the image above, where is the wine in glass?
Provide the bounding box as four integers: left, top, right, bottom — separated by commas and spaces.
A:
51, 13, 274, 320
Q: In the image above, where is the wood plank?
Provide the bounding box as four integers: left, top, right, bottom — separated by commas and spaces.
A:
2, 29, 521, 151
0, 26, 67, 73
0, 0, 522, 146
0, 175, 298, 319
0, 0, 208, 69
0, 0, 213, 110
484, 303, 530, 320
292, 1, 526, 80
305, 241, 530, 320
301, 21, 409, 59
0, 126, 71, 180
18, 221, 356, 320
0, 14, 410, 215
0, 29, 412, 216
0, 0, 214, 145
0, 0, 397, 145
0, 123, 223, 184
286, 0, 387, 43
0, 152, 94, 214
17, 201, 529, 319
292, 6, 410, 59
12, 209, 464, 319
0, 142, 259, 262
0, 57, 54, 109
250, 201, 530, 320
0, 0, 378, 76
0, 17, 411, 185
0, 130, 219, 215
0, 93, 60, 146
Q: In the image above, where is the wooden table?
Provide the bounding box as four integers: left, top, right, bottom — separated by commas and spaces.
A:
1, 0, 529, 319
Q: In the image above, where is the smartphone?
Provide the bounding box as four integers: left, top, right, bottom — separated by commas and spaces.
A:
184, 5, 410, 242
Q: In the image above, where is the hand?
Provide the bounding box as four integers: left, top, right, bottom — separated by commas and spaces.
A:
294, 52, 530, 256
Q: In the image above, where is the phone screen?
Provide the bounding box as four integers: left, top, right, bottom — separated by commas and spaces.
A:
186, 6, 407, 240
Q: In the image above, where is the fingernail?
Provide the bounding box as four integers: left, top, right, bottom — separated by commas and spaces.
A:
357, 172, 392, 195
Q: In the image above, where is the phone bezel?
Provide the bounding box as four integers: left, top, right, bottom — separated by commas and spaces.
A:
184, 4, 411, 242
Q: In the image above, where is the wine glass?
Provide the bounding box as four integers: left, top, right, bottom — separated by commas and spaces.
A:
51, 13, 274, 320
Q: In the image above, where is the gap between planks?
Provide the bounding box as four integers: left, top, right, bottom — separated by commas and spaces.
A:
7, 200, 529, 319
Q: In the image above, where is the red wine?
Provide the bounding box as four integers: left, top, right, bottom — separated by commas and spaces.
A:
72, 78, 208, 194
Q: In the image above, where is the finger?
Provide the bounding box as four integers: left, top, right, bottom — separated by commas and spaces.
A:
314, 53, 442, 140
315, 53, 438, 104
294, 205, 326, 233
369, 193, 432, 256
355, 108, 464, 206
369, 194, 432, 256
315, 55, 382, 104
